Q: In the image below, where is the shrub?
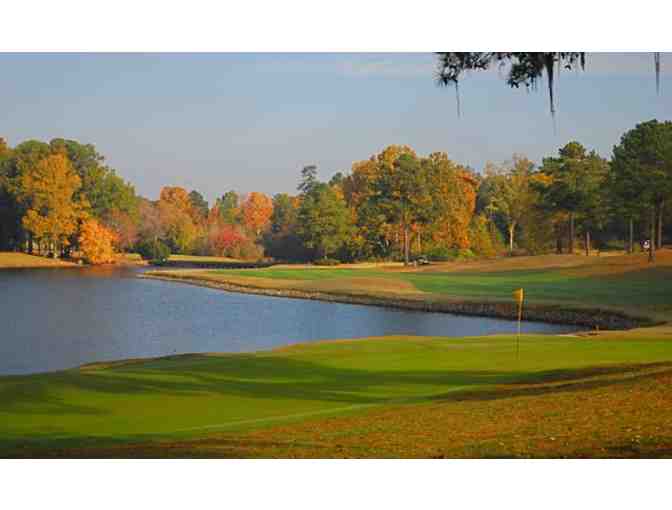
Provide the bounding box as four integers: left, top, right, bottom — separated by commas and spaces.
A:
79, 219, 118, 264
426, 246, 453, 261
313, 257, 340, 266
136, 239, 170, 262
426, 246, 477, 262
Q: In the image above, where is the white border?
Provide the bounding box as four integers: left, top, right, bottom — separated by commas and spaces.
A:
2, 1, 672, 51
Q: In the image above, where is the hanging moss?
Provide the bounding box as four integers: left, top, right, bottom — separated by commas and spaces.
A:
436, 52, 659, 118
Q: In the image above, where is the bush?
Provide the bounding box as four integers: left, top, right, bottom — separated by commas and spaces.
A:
426, 246, 453, 261
426, 246, 477, 262
313, 257, 340, 266
136, 239, 170, 263
79, 219, 118, 264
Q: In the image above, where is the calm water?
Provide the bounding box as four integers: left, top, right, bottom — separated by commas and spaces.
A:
0, 267, 580, 375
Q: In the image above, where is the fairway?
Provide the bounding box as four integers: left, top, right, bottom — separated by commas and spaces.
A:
3, 328, 672, 457
150, 251, 672, 324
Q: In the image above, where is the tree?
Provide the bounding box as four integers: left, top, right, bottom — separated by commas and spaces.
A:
188, 190, 209, 222
611, 120, 672, 262
214, 191, 240, 224
369, 152, 433, 265
240, 191, 273, 237
210, 224, 247, 256
485, 155, 536, 253
425, 152, 477, 253
537, 142, 608, 255
136, 198, 167, 243
49, 138, 136, 219
270, 193, 298, 235
0, 140, 52, 252
79, 218, 117, 264
19, 153, 88, 255
103, 208, 138, 252
297, 182, 353, 260
158, 186, 199, 253
298, 165, 319, 194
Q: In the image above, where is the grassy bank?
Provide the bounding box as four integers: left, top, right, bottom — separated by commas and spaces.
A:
2, 327, 672, 458
0, 252, 77, 269
145, 251, 672, 326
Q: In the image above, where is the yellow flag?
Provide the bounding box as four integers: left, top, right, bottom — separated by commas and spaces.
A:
513, 288, 524, 305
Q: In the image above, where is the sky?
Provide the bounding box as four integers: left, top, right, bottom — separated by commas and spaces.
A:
1, 52, 671, 204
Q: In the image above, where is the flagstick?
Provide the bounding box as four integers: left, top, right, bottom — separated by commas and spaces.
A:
516, 301, 522, 362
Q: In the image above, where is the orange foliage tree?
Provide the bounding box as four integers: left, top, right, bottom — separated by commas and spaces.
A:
79, 218, 118, 264
241, 192, 273, 236
426, 152, 477, 250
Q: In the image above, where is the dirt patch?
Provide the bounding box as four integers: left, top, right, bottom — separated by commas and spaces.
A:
307, 277, 422, 294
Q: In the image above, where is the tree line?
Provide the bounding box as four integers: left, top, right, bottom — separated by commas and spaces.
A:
0, 119, 670, 265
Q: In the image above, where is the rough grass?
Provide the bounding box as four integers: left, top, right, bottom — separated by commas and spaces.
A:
3, 328, 672, 458
0, 252, 77, 269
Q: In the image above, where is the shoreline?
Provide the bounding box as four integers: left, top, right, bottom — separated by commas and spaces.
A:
140, 272, 648, 330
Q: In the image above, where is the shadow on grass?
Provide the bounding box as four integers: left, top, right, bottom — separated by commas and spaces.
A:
2, 354, 670, 417
3, 361, 672, 459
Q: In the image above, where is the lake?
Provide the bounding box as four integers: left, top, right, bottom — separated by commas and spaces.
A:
0, 267, 580, 375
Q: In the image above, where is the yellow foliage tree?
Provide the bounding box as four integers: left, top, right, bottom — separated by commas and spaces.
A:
78, 219, 118, 264
19, 153, 88, 254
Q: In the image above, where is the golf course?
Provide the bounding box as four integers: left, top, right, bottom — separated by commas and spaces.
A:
2, 250, 672, 458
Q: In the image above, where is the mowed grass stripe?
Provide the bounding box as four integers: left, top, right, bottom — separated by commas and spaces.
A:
3, 331, 672, 454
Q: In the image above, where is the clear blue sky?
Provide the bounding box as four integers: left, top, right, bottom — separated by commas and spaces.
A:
1, 53, 670, 203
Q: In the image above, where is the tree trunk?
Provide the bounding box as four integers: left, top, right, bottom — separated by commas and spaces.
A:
649, 207, 656, 263
658, 202, 664, 249
403, 225, 410, 266
508, 222, 516, 254
556, 236, 563, 254
28, 234, 33, 254
628, 218, 634, 254
568, 213, 575, 254
584, 231, 590, 257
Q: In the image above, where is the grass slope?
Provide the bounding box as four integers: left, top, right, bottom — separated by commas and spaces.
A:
190, 251, 672, 323
0, 252, 77, 269
3, 328, 672, 457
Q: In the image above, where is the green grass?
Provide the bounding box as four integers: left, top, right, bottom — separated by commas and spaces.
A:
209, 253, 672, 320
3, 331, 672, 456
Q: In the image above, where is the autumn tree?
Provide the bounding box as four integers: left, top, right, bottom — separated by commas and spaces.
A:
79, 218, 117, 264
425, 152, 476, 253
241, 191, 273, 237
158, 186, 199, 253
103, 208, 138, 252
369, 153, 433, 265
19, 153, 88, 256
136, 198, 167, 243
